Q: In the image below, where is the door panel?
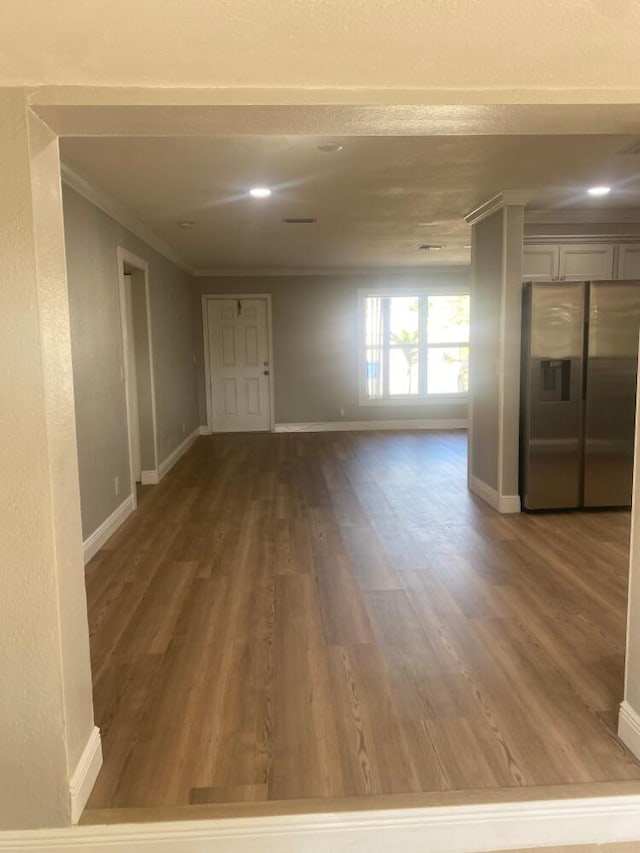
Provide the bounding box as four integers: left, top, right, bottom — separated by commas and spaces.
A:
584, 281, 640, 507
521, 282, 585, 510
522, 245, 559, 281
207, 298, 271, 432
559, 244, 614, 281
618, 245, 640, 280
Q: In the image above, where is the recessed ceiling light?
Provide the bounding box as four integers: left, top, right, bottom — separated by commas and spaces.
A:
317, 142, 344, 153
178, 221, 194, 229
588, 185, 611, 197
249, 187, 271, 199
418, 244, 443, 251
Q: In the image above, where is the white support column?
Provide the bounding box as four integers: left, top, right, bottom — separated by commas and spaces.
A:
620, 362, 640, 760
467, 193, 529, 513
0, 89, 97, 829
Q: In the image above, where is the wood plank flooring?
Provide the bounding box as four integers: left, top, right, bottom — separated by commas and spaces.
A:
84, 431, 640, 810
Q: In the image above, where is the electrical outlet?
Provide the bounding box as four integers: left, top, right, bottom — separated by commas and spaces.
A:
114, 476, 120, 497
339, 407, 345, 417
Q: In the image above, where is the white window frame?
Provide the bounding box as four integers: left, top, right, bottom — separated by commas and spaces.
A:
357, 287, 470, 407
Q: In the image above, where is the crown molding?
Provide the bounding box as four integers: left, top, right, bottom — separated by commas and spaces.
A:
465, 191, 535, 226
60, 163, 195, 275
524, 233, 640, 245
525, 208, 640, 225
194, 265, 470, 278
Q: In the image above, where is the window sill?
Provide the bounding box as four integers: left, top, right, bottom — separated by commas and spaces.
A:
359, 394, 469, 408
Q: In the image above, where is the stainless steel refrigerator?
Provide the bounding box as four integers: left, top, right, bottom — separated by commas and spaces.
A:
520, 280, 640, 510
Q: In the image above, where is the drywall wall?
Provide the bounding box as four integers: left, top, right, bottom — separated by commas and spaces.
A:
469, 206, 525, 506
130, 269, 156, 472
63, 185, 199, 540
625, 384, 640, 715
3, 0, 640, 98
193, 270, 470, 427
0, 89, 95, 829
469, 213, 503, 490
501, 207, 526, 497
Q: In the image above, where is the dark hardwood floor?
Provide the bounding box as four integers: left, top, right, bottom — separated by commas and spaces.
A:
84, 430, 640, 810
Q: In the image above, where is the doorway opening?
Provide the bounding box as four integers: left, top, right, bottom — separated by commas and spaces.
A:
117, 247, 159, 502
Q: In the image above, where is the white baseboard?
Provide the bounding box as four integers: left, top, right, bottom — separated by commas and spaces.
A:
275, 419, 468, 433
69, 726, 102, 824
619, 700, 640, 761
498, 494, 521, 513
82, 496, 135, 564
5, 793, 640, 851
158, 427, 200, 479
198, 425, 211, 435
140, 428, 200, 487
468, 475, 521, 514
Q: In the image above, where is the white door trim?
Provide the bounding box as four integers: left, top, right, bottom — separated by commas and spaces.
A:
202, 293, 275, 433
117, 247, 159, 504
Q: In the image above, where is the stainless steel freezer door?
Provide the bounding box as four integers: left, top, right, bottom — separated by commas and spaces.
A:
521, 282, 585, 510
584, 281, 640, 507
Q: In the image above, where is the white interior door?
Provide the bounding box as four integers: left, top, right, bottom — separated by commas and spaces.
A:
207, 297, 271, 432
123, 273, 142, 481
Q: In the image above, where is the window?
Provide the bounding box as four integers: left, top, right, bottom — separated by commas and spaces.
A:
360, 291, 470, 404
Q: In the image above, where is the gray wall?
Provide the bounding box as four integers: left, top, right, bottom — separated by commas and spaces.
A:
63, 185, 199, 540
130, 269, 155, 471
193, 269, 470, 426
469, 212, 503, 490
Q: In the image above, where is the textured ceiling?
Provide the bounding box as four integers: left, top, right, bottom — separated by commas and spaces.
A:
3, 0, 640, 94
60, 134, 640, 270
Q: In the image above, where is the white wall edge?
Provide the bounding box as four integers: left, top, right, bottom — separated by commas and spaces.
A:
5, 794, 640, 852
275, 419, 468, 433
619, 701, 640, 761
158, 427, 200, 480
82, 495, 135, 565
198, 425, 211, 435
60, 163, 194, 275
141, 470, 159, 485
69, 726, 102, 825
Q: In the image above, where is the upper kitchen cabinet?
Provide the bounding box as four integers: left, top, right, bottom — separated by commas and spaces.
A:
618, 245, 640, 279
522, 245, 560, 281
558, 243, 615, 281
523, 242, 617, 281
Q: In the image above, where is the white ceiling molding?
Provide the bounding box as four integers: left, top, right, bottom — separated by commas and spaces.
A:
465, 190, 535, 226
194, 265, 470, 278
60, 162, 195, 275
524, 233, 640, 245
525, 209, 640, 224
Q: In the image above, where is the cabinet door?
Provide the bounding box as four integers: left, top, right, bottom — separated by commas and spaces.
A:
559, 243, 614, 281
522, 245, 559, 281
617, 245, 640, 280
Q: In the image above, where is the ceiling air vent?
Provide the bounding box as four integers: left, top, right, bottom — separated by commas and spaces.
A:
282, 217, 317, 224
418, 244, 443, 251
